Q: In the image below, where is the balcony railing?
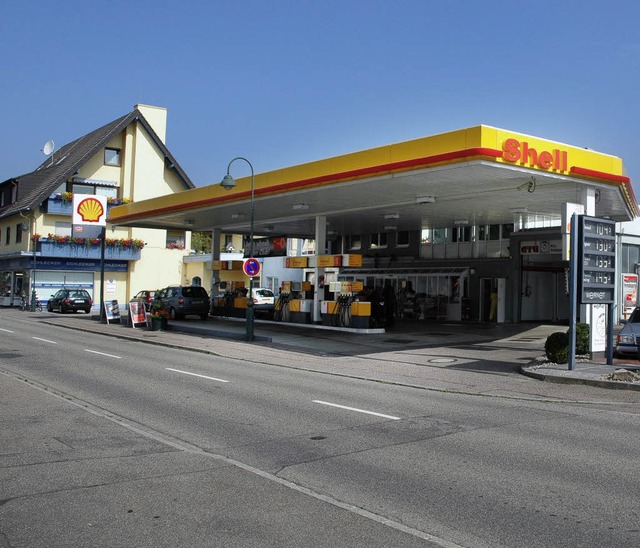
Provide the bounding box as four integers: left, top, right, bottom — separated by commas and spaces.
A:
45, 195, 131, 216
37, 239, 142, 260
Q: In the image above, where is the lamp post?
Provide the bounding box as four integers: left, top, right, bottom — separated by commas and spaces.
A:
220, 157, 255, 342
20, 211, 37, 312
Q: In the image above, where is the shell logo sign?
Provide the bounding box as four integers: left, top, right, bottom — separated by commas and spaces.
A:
72, 194, 107, 226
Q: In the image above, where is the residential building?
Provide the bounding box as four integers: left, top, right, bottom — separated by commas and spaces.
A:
0, 104, 194, 310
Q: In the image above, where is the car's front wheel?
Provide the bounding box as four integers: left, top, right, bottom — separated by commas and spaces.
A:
47, 302, 53, 312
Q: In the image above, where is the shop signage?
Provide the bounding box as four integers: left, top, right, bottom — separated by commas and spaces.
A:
317, 255, 342, 267
244, 237, 287, 258
285, 257, 308, 268
502, 138, 568, 172
520, 240, 562, 254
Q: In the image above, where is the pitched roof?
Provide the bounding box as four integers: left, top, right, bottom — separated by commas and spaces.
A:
0, 108, 194, 220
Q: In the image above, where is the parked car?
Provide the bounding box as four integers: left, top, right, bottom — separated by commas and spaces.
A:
615, 306, 640, 357
47, 289, 93, 314
130, 290, 156, 311
153, 285, 210, 320
250, 287, 275, 312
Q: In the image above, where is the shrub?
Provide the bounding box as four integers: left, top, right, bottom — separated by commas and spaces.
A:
545, 331, 569, 364
575, 322, 590, 355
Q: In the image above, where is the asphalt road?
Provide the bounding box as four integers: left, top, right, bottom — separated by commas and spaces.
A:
2, 315, 640, 547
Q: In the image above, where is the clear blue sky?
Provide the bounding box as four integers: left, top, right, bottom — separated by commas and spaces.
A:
1, 0, 639, 194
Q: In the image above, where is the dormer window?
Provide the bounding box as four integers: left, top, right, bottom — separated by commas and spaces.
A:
104, 148, 121, 166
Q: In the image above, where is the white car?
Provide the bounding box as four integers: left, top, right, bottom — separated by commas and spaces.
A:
250, 288, 275, 311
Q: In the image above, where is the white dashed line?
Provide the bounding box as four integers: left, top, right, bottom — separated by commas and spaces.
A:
32, 337, 57, 344
313, 400, 401, 420
84, 349, 122, 359
166, 368, 229, 383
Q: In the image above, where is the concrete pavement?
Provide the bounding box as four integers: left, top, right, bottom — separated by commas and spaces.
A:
2, 309, 639, 547
13, 308, 640, 392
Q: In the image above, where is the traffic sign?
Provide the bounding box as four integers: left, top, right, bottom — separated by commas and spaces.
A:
243, 258, 261, 277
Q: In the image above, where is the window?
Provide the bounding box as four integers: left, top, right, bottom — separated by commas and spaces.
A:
452, 226, 471, 242
15, 224, 22, 244
224, 234, 234, 252
166, 231, 185, 250
370, 232, 388, 249
5, 226, 10, 245
396, 231, 410, 247
72, 182, 117, 201
55, 222, 72, 237
347, 234, 361, 250
104, 148, 121, 166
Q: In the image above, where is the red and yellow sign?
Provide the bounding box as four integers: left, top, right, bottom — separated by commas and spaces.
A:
502, 138, 568, 172
285, 257, 308, 268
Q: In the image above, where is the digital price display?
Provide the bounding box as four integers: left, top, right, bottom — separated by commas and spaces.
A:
579, 216, 616, 304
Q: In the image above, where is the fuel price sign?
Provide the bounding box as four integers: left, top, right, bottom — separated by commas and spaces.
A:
579, 215, 616, 304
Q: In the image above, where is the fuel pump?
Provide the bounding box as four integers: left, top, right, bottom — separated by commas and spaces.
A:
274, 292, 291, 322
333, 293, 352, 327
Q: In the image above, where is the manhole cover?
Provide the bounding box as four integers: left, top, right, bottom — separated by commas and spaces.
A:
428, 358, 458, 364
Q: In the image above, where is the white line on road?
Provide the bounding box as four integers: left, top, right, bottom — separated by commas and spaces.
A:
166, 368, 229, 383
313, 400, 401, 420
84, 349, 122, 359
0, 328, 13, 333
32, 337, 57, 344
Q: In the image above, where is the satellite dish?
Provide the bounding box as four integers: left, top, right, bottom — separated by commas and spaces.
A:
42, 140, 55, 156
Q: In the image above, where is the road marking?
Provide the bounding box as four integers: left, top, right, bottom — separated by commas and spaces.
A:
32, 337, 57, 344
84, 349, 122, 359
166, 368, 229, 383
313, 400, 401, 420
0, 328, 13, 333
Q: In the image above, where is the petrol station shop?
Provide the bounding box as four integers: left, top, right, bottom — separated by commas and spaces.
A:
109, 124, 637, 330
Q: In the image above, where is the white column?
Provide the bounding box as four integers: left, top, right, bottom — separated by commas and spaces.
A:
211, 228, 221, 297
313, 216, 327, 323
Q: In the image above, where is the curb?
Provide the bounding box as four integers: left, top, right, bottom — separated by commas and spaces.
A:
521, 367, 640, 391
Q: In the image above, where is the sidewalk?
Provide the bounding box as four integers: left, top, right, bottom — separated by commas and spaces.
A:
21, 310, 640, 392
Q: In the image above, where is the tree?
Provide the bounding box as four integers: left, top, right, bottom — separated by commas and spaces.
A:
191, 231, 212, 253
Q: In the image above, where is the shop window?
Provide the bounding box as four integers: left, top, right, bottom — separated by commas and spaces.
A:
347, 234, 361, 250
452, 226, 471, 242
488, 224, 500, 240
431, 228, 448, 244
104, 148, 121, 166
502, 223, 513, 239
396, 230, 410, 247
370, 232, 388, 249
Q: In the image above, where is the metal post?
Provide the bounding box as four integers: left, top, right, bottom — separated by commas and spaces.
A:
30, 217, 37, 312
99, 226, 106, 322
568, 213, 578, 371
221, 157, 255, 342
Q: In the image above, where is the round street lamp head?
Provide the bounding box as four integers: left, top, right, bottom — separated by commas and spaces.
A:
220, 174, 237, 191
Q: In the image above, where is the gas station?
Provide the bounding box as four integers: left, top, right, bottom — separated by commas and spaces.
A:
108, 124, 637, 335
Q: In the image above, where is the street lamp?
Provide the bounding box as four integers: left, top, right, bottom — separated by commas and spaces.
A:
220, 157, 255, 342
20, 210, 37, 312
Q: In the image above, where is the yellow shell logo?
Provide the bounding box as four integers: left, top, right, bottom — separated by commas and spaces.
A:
77, 197, 104, 223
